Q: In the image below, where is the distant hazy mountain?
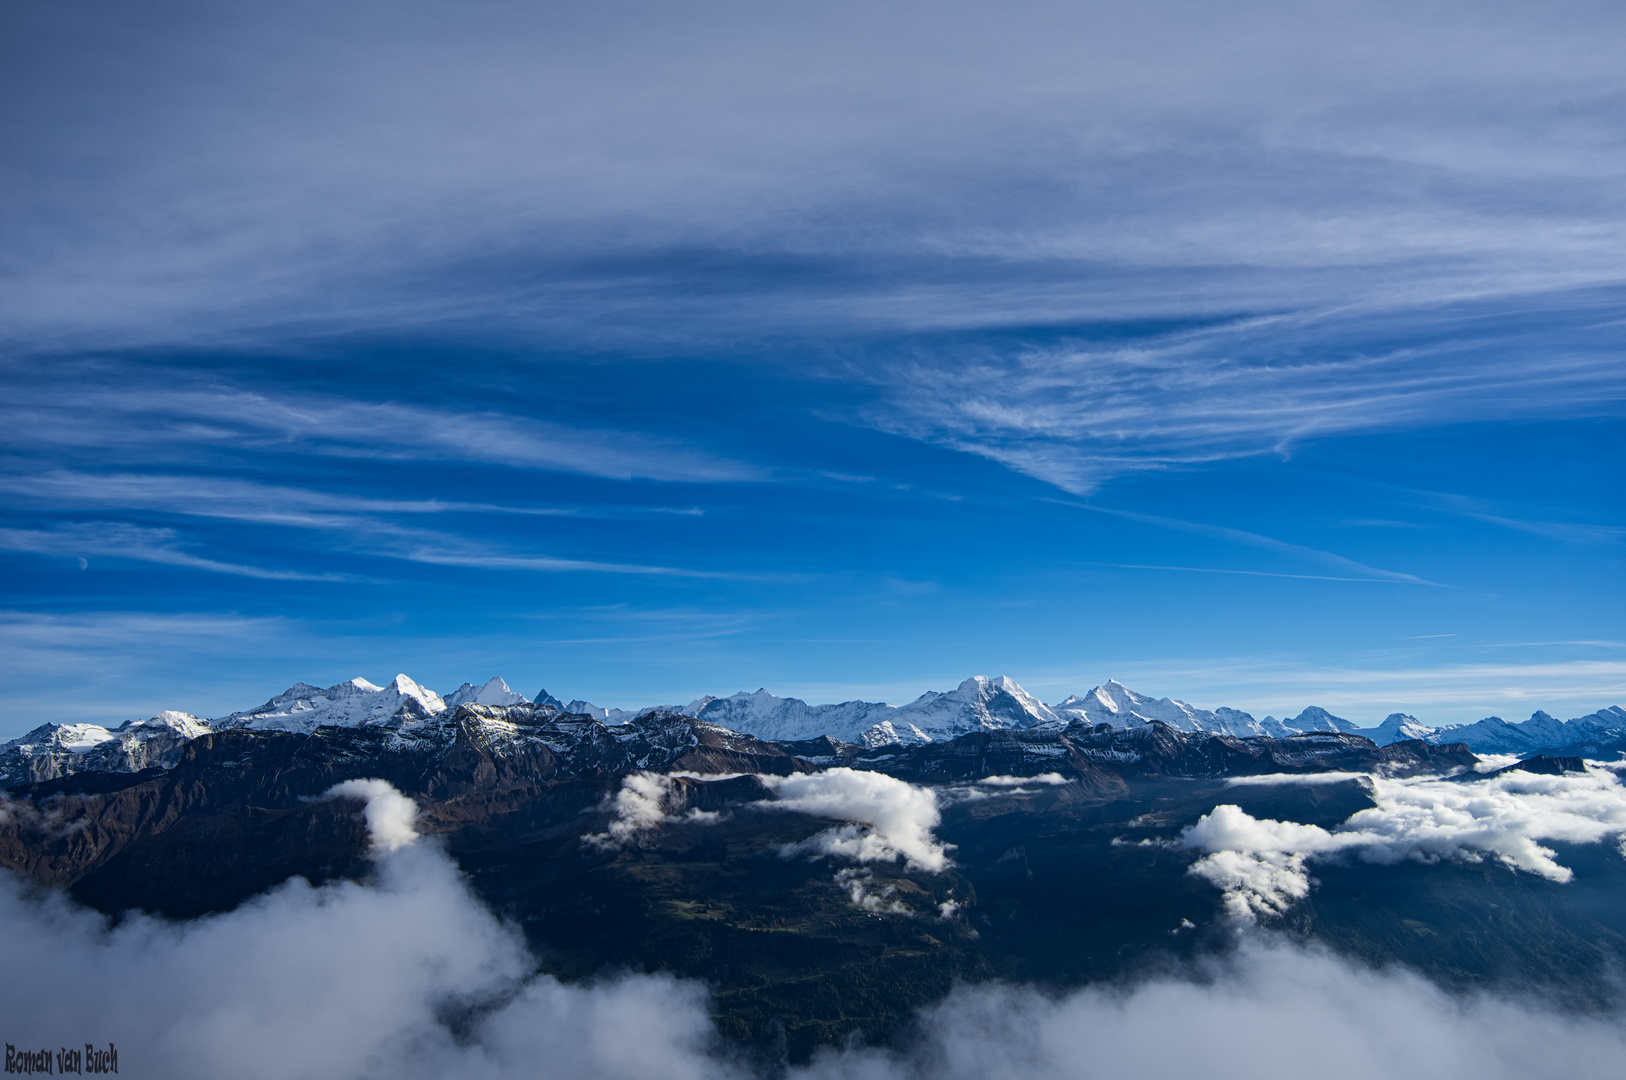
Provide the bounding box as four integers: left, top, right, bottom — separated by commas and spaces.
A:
1353, 705, 1626, 755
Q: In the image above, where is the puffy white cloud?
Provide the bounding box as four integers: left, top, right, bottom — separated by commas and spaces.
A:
322, 778, 421, 853
1347, 767, 1626, 880
1183, 765, 1626, 919
584, 772, 724, 850
831, 867, 913, 915
762, 768, 951, 873
1187, 849, 1309, 920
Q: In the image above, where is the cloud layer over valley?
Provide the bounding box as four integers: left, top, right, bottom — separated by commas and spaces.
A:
1184, 765, 1626, 919
6, 779, 1626, 1079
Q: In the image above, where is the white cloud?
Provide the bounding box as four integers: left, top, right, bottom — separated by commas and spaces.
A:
0, 522, 345, 581
832, 867, 913, 916
0, 469, 617, 528
762, 768, 952, 873
796, 942, 1626, 1080
587, 768, 949, 872
4, 776, 1626, 1079
322, 778, 421, 854
1181, 765, 1626, 920
5, 0, 1626, 378
0, 476, 745, 581
0, 382, 761, 485
584, 772, 724, 850
870, 314, 1626, 494
1182, 806, 1344, 920
0, 835, 729, 1080
7, 854, 1626, 1080
975, 773, 1068, 787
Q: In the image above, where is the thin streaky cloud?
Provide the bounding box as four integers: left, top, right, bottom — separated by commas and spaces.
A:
0, 480, 751, 581
1348, 483, 1626, 545
0, 380, 765, 484
1059, 502, 1441, 586
1430, 503, 1626, 546
861, 299, 1626, 493
381, 533, 813, 582
0, 524, 350, 582
0, 469, 708, 526
1467, 640, 1626, 650
1083, 563, 1434, 585
395, 546, 743, 579
0, 609, 289, 650
6, 2, 1626, 352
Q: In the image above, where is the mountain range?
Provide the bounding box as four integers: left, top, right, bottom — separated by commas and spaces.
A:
4, 682, 1624, 1065
3, 672, 1623, 787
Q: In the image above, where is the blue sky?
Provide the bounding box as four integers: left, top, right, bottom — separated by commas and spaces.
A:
2, 0, 1623, 735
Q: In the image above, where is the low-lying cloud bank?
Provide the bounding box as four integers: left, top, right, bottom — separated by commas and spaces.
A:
1184, 765, 1626, 919
583, 771, 724, 850
582, 762, 1626, 924
4, 779, 1626, 1079
761, 768, 950, 873
588, 768, 951, 873
813, 942, 1626, 1080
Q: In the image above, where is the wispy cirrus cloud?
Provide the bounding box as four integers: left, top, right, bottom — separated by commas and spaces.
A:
1416, 491, 1626, 545
0, 522, 348, 581
0, 609, 286, 657
0, 377, 762, 484
388, 542, 748, 579
0, 517, 750, 582
1081, 563, 1432, 585
858, 299, 1626, 493
0, 469, 704, 529
0, 609, 302, 729
5, 1, 1626, 353
0, 467, 743, 581
1055, 502, 1440, 585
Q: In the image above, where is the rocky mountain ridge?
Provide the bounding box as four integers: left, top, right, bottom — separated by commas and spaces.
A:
0, 700, 1478, 897
0, 693, 1616, 1065
5, 672, 1622, 788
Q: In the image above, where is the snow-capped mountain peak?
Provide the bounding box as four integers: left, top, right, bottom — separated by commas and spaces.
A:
887, 675, 1061, 738
0, 710, 212, 785
7, 668, 1626, 791
215, 674, 447, 733
695, 688, 897, 743
1366, 713, 1437, 746
1378, 705, 1626, 755
1284, 705, 1361, 734
1053, 680, 1267, 736
444, 677, 529, 710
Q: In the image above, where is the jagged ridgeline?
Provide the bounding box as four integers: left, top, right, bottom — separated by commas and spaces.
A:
4, 675, 1626, 1064
7, 673, 1624, 786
